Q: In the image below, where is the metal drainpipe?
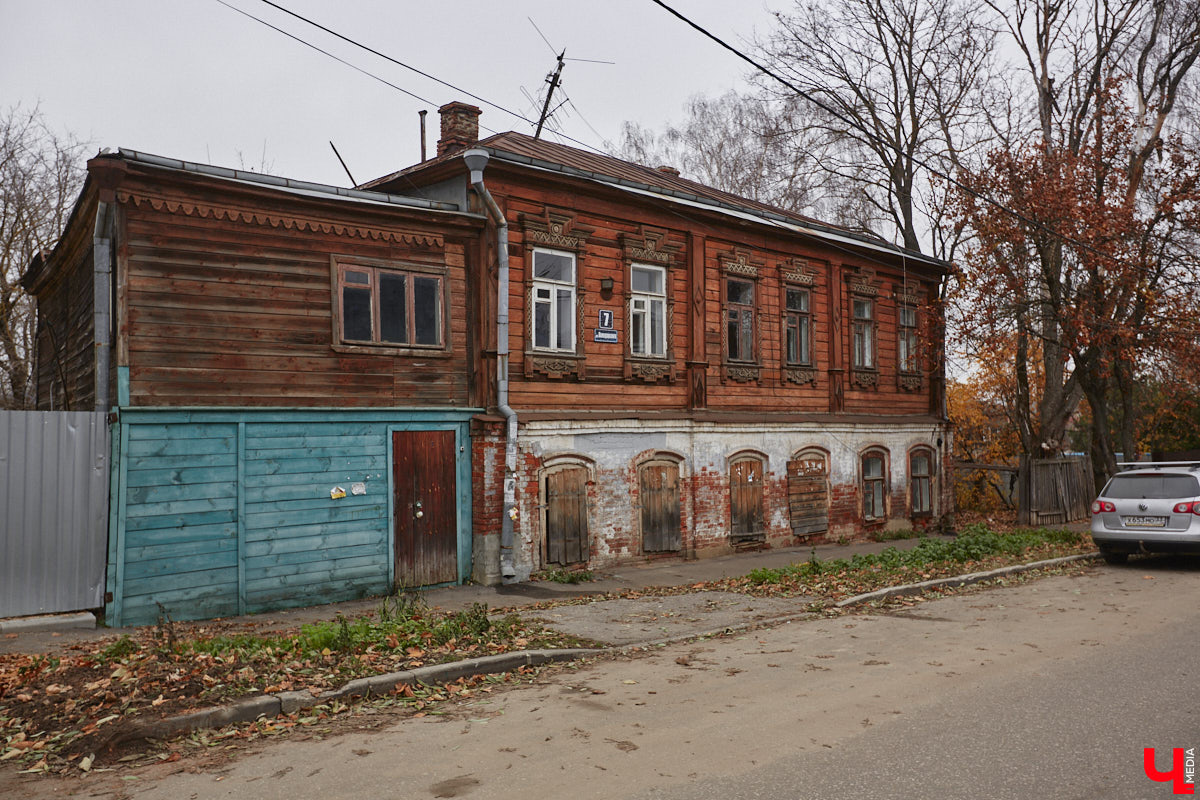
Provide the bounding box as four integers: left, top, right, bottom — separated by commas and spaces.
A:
463, 149, 517, 581
93, 201, 113, 410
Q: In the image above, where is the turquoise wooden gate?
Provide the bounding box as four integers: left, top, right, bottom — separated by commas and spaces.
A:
108, 409, 474, 627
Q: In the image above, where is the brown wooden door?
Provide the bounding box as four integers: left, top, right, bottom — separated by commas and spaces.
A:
787, 454, 829, 537
730, 459, 765, 542
545, 467, 588, 566
640, 463, 681, 552
393, 430, 457, 587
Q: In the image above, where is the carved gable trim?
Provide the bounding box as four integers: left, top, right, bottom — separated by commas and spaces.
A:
519, 207, 593, 252
117, 191, 444, 248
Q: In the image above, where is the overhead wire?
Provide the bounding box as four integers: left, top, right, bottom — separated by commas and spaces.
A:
248, 0, 611, 156
646, 0, 1160, 280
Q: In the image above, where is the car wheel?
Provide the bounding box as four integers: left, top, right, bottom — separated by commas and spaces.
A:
1101, 550, 1129, 565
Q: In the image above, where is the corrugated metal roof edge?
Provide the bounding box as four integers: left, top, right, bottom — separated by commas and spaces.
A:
482, 146, 949, 271
116, 149, 480, 217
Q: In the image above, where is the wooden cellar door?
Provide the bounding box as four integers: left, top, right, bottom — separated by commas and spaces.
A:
787, 451, 829, 538
545, 466, 589, 566
640, 462, 681, 553
729, 458, 765, 542
393, 430, 458, 587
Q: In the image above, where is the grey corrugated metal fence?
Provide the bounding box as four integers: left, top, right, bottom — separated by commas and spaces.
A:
1, 411, 109, 618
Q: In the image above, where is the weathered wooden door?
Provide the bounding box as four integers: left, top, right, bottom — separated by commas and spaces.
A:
393, 430, 457, 587
787, 451, 829, 538
640, 462, 681, 552
545, 467, 589, 565
730, 458, 765, 542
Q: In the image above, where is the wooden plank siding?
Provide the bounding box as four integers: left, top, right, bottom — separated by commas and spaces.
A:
108, 410, 475, 627
474, 170, 943, 418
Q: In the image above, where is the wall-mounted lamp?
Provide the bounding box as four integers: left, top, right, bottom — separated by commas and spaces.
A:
599, 276, 614, 298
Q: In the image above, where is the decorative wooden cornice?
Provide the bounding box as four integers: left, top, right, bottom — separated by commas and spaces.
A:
899, 373, 923, 391
627, 359, 675, 383
526, 354, 585, 380
621, 226, 681, 266
117, 191, 444, 248
719, 248, 765, 278
781, 258, 818, 287
520, 207, 593, 252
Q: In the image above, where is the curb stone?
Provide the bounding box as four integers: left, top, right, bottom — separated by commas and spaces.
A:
0, 612, 96, 634
833, 553, 1100, 608
111, 554, 1099, 745
119, 647, 597, 745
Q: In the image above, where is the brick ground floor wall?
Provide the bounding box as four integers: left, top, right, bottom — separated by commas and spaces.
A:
471, 417, 953, 584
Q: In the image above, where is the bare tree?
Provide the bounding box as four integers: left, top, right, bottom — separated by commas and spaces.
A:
0, 106, 87, 408
615, 91, 831, 217
758, 0, 998, 258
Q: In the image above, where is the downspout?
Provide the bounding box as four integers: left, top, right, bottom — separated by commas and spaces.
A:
93, 201, 114, 411
463, 148, 517, 581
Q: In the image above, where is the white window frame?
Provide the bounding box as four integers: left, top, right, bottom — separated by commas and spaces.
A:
630, 263, 667, 358
852, 298, 875, 370
531, 248, 576, 352
898, 304, 918, 373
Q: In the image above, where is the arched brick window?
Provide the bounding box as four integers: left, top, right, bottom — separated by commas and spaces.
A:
909, 447, 936, 516
861, 448, 890, 521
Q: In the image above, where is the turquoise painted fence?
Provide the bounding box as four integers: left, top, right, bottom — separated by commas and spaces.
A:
108, 409, 476, 627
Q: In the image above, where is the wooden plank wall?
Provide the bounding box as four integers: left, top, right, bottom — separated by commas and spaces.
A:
34, 246, 96, 411
110, 411, 473, 627
118, 185, 476, 408
490, 175, 941, 417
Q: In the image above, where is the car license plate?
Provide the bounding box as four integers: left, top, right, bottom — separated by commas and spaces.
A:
1122, 516, 1167, 528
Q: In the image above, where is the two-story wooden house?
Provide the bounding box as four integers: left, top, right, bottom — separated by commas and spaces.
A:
26, 102, 951, 625
364, 103, 953, 585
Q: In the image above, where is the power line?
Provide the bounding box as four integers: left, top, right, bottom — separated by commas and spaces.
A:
646, 0, 1146, 275
250, 0, 610, 156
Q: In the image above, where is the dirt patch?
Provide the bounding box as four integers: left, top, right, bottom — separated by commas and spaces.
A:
523, 591, 812, 645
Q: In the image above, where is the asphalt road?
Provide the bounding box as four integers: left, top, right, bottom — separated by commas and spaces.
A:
8, 557, 1200, 799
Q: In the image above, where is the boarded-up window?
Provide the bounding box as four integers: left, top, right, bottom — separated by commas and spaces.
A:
787, 449, 828, 537
544, 466, 589, 565
730, 456, 765, 542
640, 461, 681, 552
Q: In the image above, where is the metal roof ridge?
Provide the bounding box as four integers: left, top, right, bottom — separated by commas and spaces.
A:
116, 148, 467, 213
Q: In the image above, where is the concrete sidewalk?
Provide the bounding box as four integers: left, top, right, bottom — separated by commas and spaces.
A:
0, 523, 1091, 656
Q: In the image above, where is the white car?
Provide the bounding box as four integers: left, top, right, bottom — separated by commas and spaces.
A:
1091, 463, 1200, 564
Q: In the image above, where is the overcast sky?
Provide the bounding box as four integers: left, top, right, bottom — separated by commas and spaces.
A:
2, 0, 784, 187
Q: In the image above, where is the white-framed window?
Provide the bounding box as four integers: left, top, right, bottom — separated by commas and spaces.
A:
785, 286, 811, 366
899, 304, 918, 373
852, 298, 875, 369
337, 263, 443, 347
532, 248, 576, 351
630, 264, 667, 357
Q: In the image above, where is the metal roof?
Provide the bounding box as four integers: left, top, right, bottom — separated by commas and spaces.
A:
363, 131, 948, 270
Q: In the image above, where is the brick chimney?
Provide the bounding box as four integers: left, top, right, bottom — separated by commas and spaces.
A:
437, 102, 482, 157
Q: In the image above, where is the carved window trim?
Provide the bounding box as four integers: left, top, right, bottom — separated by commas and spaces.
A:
621, 227, 682, 384
720, 248, 764, 384
520, 209, 592, 381
897, 281, 925, 391
848, 270, 881, 388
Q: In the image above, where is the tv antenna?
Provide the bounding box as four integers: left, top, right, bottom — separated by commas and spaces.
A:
526, 17, 613, 140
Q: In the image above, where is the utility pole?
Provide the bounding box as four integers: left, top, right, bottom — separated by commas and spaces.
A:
534, 50, 566, 140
